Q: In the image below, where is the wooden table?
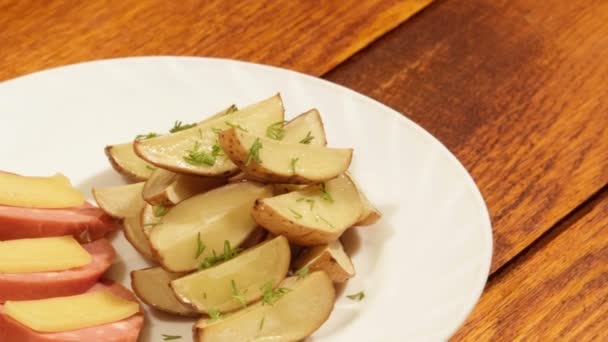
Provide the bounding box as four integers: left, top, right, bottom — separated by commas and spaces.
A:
1, 0, 606, 339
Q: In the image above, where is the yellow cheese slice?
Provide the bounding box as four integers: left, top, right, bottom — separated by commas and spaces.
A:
4, 290, 139, 333
0, 236, 92, 273
0, 173, 84, 208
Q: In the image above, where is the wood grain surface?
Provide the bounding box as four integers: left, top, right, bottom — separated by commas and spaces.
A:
451, 187, 608, 341
326, 0, 608, 272
0, 0, 431, 81
2, 0, 607, 338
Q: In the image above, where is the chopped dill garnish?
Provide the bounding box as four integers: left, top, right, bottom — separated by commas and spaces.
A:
135, 132, 159, 140
347, 291, 365, 301
260, 282, 291, 306
170, 121, 196, 133
183, 141, 216, 166
317, 215, 335, 229
245, 138, 263, 166
296, 266, 310, 280
288, 208, 303, 219
153, 205, 168, 217
319, 183, 334, 203
296, 197, 315, 210
195, 232, 206, 259
208, 308, 222, 321
299, 131, 314, 144
266, 121, 286, 140
199, 240, 242, 270
225, 121, 248, 132
289, 157, 299, 175
231, 280, 248, 308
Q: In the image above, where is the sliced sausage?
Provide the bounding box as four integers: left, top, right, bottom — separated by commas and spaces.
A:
0, 280, 144, 342
0, 238, 115, 303
0, 202, 118, 243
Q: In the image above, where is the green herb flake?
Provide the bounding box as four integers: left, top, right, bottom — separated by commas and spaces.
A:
225, 105, 238, 114
319, 183, 334, 203
223, 240, 240, 260
199, 240, 242, 270
245, 138, 263, 166
296, 197, 315, 210
153, 205, 168, 217
289, 157, 299, 175
195, 232, 206, 259
299, 131, 314, 144
162, 334, 182, 340
211, 127, 223, 135
225, 121, 248, 132
170, 120, 196, 133
296, 266, 310, 280
145, 165, 157, 171
208, 308, 222, 321
347, 291, 365, 301
259, 316, 265, 331
231, 280, 248, 308
211, 143, 224, 157
260, 282, 291, 306
288, 208, 303, 219
266, 121, 286, 140
183, 141, 216, 166
317, 215, 335, 229
135, 132, 159, 140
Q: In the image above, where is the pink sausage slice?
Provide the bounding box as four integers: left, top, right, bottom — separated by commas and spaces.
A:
0, 280, 144, 342
0, 238, 115, 303
0, 202, 118, 243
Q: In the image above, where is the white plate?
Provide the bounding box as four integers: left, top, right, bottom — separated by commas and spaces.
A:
0, 57, 492, 342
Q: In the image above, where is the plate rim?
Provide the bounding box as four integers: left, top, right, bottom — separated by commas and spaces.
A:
0, 55, 493, 340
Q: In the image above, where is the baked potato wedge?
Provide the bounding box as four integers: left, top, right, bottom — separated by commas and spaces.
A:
194, 271, 335, 342
140, 203, 163, 238
281, 108, 327, 145
123, 215, 155, 260
252, 174, 363, 245
142, 168, 226, 206
171, 236, 290, 313
226, 108, 328, 184
131, 267, 196, 316
105, 143, 155, 181
92, 182, 145, 219
104, 105, 237, 181
149, 182, 273, 272
134, 95, 285, 177
293, 240, 354, 283
346, 172, 382, 226
92, 182, 154, 259
219, 129, 352, 184
141, 203, 265, 254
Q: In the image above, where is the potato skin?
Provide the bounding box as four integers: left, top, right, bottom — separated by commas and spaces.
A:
105, 145, 149, 182
251, 199, 341, 246
294, 247, 354, 283
122, 216, 155, 261
219, 128, 349, 185
357, 210, 382, 226
130, 268, 197, 317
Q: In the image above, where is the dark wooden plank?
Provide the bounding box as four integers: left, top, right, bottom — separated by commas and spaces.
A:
0, 0, 432, 81
325, 0, 608, 272
451, 187, 608, 340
